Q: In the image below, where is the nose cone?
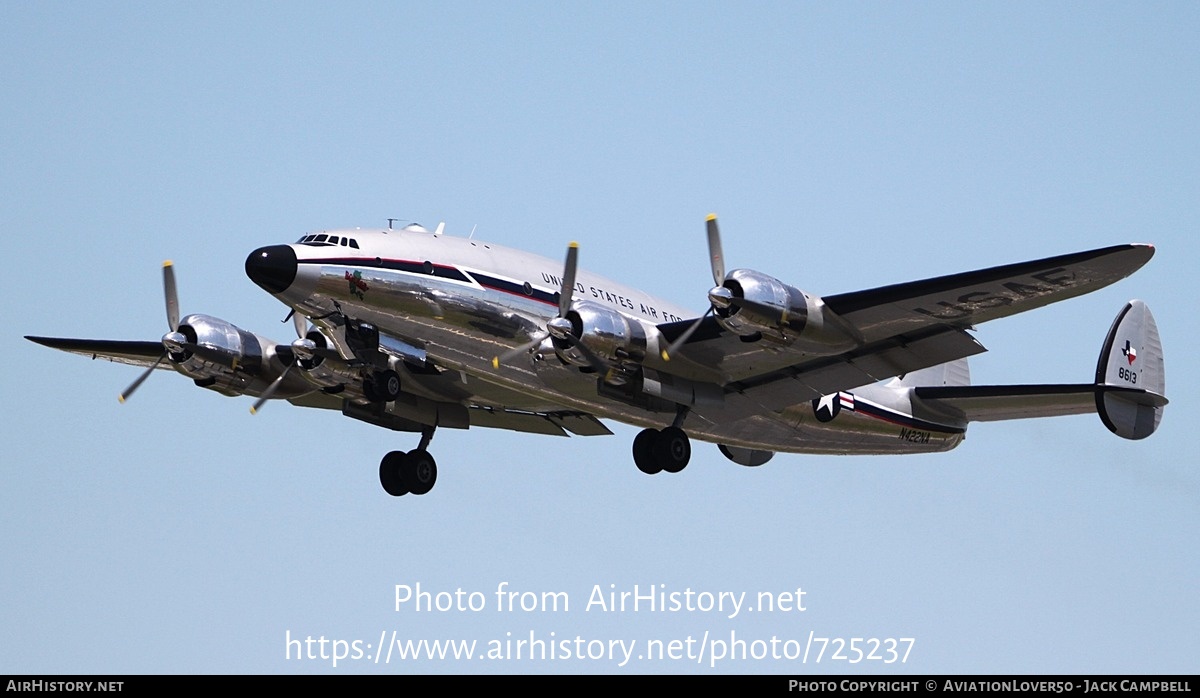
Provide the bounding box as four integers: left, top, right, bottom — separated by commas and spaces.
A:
245, 245, 297, 294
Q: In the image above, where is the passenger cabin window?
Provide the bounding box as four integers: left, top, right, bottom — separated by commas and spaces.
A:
349, 239, 359, 249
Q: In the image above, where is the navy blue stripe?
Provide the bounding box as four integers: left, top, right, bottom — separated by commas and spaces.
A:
301, 258, 472, 283
466, 271, 559, 306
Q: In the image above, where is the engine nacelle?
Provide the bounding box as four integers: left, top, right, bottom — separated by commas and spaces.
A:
713, 270, 856, 353
167, 313, 291, 396
555, 301, 648, 367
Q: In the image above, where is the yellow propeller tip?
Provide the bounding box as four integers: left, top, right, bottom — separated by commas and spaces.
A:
661, 350, 671, 361
117, 395, 126, 404
491, 357, 500, 369
162, 260, 173, 267
705, 213, 717, 221
568, 241, 579, 249
249, 407, 258, 415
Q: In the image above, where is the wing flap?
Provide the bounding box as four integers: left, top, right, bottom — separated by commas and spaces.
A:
737, 327, 985, 411
468, 407, 568, 436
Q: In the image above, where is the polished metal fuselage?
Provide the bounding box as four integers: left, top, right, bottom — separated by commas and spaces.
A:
269, 228, 965, 455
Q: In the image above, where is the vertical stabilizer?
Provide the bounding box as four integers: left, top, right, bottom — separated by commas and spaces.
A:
1095, 300, 1165, 439
896, 358, 971, 388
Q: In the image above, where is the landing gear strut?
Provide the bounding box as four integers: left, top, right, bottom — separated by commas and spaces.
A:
378, 427, 438, 496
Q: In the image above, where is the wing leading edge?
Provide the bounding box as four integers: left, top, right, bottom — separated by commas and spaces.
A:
25, 336, 167, 369
822, 244, 1154, 343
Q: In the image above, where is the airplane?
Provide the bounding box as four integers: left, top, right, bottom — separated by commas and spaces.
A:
26, 216, 1167, 498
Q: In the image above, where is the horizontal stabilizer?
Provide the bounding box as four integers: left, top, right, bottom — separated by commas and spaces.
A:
913, 384, 1165, 422
911, 301, 1166, 440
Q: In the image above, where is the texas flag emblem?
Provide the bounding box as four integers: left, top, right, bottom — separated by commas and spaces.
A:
1122, 340, 1137, 365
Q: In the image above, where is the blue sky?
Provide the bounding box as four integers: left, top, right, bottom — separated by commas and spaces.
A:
3, 3, 1196, 673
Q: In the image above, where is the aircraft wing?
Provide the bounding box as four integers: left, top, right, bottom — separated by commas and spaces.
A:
24, 336, 166, 369
660, 244, 1154, 392
821, 243, 1154, 343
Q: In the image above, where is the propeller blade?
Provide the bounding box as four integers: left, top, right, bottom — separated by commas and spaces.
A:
559, 242, 579, 317
491, 332, 548, 369
705, 214, 725, 287
660, 306, 714, 362
293, 311, 307, 340
163, 261, 180, 332
249, 366, 293, 414
119, 351, 168, 403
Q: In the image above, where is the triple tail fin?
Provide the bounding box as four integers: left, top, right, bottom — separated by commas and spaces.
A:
1094, 300, 1166, 439
910, 301, 1166, 440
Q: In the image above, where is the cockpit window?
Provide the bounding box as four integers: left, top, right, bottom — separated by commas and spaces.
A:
296, 234, 360, 248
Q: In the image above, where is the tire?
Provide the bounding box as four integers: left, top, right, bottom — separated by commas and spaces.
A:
379, 451, 408, 496
376, 369, 401, 402
633, 428, 662, 475
655, 426, 691, 473
402, 449, 438, 495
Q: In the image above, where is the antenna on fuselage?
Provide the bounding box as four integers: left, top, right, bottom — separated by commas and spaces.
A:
387, 218, 400, 230
434, 221, 445, 236
468, 224, 478, 240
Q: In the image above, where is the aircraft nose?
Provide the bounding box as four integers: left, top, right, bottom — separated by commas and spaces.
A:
245, 245, 297, 294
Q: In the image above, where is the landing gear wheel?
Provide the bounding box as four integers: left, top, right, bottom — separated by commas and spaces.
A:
655, 426, 691, 473
375, 369, 401, 402
402, 449, 438, 495
379, 451, 409, 497
362, 375, 380, 402
633, 428, 662, 474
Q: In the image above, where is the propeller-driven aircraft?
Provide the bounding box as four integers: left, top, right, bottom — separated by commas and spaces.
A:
27, 216, 1167, 497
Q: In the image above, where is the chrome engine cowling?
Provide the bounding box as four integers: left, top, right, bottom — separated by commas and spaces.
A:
712, 270, 856, 353
553, 301, 648, 367
166, 313, 292, 396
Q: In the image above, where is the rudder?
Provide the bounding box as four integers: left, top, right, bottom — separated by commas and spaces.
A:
1095, 300, 1166, 439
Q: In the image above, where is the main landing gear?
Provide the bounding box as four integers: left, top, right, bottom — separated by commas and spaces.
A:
632, 407, 692, 475
362, 368, 401, 403
379, 427, 438, 496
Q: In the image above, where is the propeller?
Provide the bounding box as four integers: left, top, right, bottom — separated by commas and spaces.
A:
491, 242, 608, 373
251, 310, 314, 414
119, 261, 187, 403
248, 345, 300, 414
282, 308, 308, 340
660, 214, 728, 362
491, 242, 578, 368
